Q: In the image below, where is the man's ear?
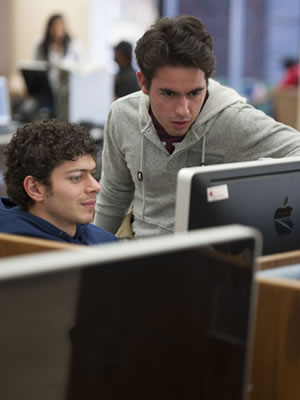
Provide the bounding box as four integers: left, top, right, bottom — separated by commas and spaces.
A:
23, 176, 45, 202
137, 71, 149, 95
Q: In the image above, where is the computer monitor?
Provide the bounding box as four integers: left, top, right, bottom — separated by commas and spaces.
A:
18, 61, 54, 109
0, 76, 11, 125
21, 68, 53, 101
0, 225, 261, 400
175, 157, 300, 255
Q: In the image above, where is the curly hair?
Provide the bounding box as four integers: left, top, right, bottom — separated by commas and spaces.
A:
4, 119, 98, 211
135, 15, 216, 89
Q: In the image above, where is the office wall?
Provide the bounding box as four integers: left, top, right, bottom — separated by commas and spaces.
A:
179, 0, 300, 86
88, 0, 159, 65
179, 0, 230, 79
0, 1, 13, 76
265, 0, 300, 85
11, 0, 89, 73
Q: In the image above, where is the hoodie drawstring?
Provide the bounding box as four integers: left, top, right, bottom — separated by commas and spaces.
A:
137, 134, 146, 217
200, 135, 206, 166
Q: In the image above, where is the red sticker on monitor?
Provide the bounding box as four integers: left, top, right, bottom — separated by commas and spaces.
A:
207, 184, 229, 202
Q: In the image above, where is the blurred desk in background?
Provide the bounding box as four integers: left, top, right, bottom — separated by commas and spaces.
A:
273, 87, 299, 130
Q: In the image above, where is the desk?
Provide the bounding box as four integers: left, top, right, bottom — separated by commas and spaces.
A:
250, 251, 300, 399
250, 271, 300, 399
273, 87, 299, 129
257, 248, 300, 270
0, 232, 84, 258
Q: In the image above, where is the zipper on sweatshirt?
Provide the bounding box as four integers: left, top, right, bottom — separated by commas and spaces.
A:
168, 134, 207, 165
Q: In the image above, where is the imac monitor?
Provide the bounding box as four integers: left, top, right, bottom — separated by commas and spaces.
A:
0, 225, 261, 400
175, 157, 300, 255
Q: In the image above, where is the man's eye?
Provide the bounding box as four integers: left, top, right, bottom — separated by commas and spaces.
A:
163, 91, 175, 97
190, 90, 201, 97
71, 175, 81, 183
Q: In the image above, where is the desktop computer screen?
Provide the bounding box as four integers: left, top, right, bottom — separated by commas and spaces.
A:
0, 76, 11, 125
19, 61, 53, 102
0, 225, 261, 400
175, 157, 300, 255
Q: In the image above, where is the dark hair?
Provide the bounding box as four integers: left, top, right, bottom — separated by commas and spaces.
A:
282, 57, 299, 69
135, 15, 216, 89
40, 14, 71, 60
4, 119, 98, 211
114, 41, 133, 62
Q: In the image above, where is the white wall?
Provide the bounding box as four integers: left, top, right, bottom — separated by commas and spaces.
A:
0, 1, 13, 76
88, 0, 159, 66
11, 0, 89, 70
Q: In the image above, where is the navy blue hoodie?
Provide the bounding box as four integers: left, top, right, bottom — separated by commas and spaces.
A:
0, 197, 118, 245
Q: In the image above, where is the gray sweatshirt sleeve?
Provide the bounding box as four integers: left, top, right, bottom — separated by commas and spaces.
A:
215, 104, 300, 162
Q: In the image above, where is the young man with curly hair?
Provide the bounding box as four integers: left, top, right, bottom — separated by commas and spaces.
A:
0, 119, 117, 245
94, 15, 300, 238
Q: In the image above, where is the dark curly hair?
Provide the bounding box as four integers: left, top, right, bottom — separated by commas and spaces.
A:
135, 15, 216, 89
4, 119, 98, 211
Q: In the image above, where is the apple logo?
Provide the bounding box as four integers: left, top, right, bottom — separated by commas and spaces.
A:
274, 197, 294, 235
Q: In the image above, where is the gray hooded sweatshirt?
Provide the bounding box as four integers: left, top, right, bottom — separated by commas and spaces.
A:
94, 79, 300, 237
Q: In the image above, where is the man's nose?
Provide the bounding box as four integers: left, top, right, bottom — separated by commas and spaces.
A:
175, 96, 190, 117
88, 175, 101, 193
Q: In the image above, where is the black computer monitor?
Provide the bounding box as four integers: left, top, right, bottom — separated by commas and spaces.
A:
19, 62, 54, 116
20, 67, 53, 101
175, 157, 300, 255
0, 225, 261, 400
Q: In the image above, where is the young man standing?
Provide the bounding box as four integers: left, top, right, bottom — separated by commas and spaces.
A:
94, 15, 300, 238
0, 119, 117, 245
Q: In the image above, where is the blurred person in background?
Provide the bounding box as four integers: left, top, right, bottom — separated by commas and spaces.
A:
34, 13, 85, 66
278, 57, 300, 88
34, 14, 85, 103
113, 40, 140, 99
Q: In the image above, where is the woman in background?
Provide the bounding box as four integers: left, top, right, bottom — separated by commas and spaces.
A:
33, 14, 85, 116
34, 14, 84, 65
